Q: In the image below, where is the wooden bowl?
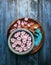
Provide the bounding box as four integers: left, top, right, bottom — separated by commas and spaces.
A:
7, 18, 44, 54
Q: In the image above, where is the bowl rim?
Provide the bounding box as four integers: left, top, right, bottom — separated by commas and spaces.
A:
8, 28, 34, 55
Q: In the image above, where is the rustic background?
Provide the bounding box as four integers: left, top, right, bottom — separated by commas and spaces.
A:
0, 0, 51, 65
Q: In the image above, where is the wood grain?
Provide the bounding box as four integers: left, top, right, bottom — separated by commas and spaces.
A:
0, 0, 51, 65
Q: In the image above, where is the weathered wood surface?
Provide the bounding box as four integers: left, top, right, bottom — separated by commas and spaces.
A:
0, 0, 51, 65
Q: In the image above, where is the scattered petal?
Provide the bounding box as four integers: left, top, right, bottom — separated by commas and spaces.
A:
14, 24, 17, 27
17, 20, 21, 25
27, 24, 31, 27
24, 17, 28, 21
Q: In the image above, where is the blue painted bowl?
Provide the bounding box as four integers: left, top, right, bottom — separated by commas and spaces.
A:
8, 28, 34, 55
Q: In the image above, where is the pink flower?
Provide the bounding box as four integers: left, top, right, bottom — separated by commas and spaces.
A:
27, 45, 31, 49
12, 44, 16, 48
10, 28, 16, 33
21, 21, 24, 27
23, 36, 27, 40
21, 43, 25, 48
22, 39, 26, 44
15, 47, 19, 51
17, 25, 21, 28
10, 38, 16, 43
19, 47, 23, 52
28, 36, 31, 41
14, 41, 18, 45
23, 47, 27, 51
27, 42, 32, 46
24, 33, 29, 38
21, 31, 25, 35
17, 41, 22, 45
21, 35, 24, 39
30, 22, 34, 25
24, 21, 27, 25
27, 24, 31, 27
14, 24, 17, 27
17, 37, 21, 41
17, 20, 21, 25
14, 32, 20, 37
27, 42, 32, 49
24, 17, 28, 21
27, 40, 31, 43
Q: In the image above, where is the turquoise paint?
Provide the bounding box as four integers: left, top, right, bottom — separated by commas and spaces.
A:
34, 29, 42, 46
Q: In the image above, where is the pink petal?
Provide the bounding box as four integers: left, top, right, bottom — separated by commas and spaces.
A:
14, 24, 17, 27
19, 47, 23, 52
24, 17, 28, 21
23, 47, 27, 51
24, 21, 27, 25
21, 21, 24, 27
30, 22, 34, 25
17, 25, 21, 28
17, 20, 21, 25
10, 28, 16, 33
15, 47, 19, 51
27, 24, 31, 27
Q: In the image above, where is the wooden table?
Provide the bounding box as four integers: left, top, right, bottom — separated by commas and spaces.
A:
0, 0, 51, 65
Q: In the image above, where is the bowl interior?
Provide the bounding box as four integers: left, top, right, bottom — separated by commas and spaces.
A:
8, 28, 34, 55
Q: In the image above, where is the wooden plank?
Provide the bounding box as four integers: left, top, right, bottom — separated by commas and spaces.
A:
0, 0, 17, 65
0, 0, 51, 65
38, 0, 51, 65
0, 0, 39, 65
0, 0, 7, 65
16, 0, 39, 65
